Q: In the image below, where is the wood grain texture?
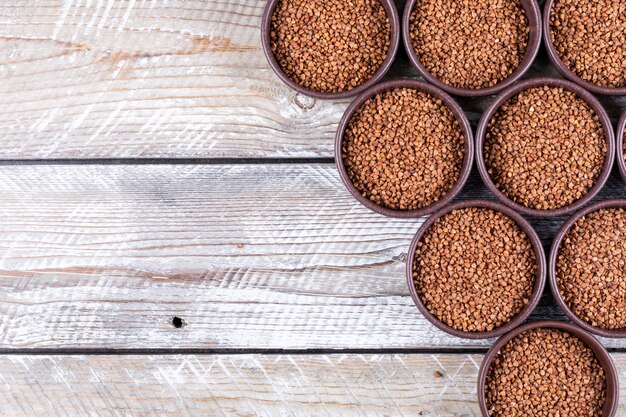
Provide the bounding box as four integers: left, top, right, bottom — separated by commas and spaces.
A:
1, 163, 626, 349
0, 163, 434, 349
1, 0, 625, 159
0, 0, 349, 159
2, 353, 626, 417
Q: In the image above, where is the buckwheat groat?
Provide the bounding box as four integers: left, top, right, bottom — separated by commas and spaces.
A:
486, 328, 606, 417
550, 0, 626, 88
413, 207, 536, 332
484, 86, 606, 210
342, 87, 465, 211
557, 207, 626, 330
409, 0, 529, 89
270, 0, 391, 93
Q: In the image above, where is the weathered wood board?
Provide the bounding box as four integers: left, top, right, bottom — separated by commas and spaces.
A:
0, 0, 348, 159
0, 163, 624, 349
1, 353, 626, 417
0, 0, 624, 159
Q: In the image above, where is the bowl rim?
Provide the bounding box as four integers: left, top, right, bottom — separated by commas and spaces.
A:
475, 77, 615, 218
334, 79, 474, 218
260, 0, 401, 100
543, 0, 626, 96
405, 199, 547, 339
549, 199, 626, 338
401, 0, 542, 97
616, 109, 626, 184
477, 320, 619, 417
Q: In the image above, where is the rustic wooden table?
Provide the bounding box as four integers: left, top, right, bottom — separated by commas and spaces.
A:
2, 1, 626, 416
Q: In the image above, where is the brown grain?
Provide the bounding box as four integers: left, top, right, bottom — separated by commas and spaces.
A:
342, 87, 465, 211
270, 0, 391, 93
486, 328, 606, 417
550, 0, 626, 88
408, 0, 529, 90
557, 207, 626, 330
484, 86, 606, 210
413, 207, 536, 332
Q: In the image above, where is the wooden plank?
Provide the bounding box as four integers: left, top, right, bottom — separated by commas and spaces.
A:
1, 353, 626, 417
0, 163, 434, 349
0, 163, 625, 349
0, 354, 491, 417
0, 0, 349, 159
1, 1, 625, 159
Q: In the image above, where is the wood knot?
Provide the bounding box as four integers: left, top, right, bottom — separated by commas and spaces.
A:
293, 93, 316, 111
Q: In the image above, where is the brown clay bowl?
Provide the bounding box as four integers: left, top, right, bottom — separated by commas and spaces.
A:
406, 199, 546, 339
477, 320, 619, 417
543, 0, 626, 96
401, 0, 541, 97
476, 77, 615, 218
617, 109, 626, 185
335, 79, 473, 218
261, 0, 400, 100
549, 199, 626, 338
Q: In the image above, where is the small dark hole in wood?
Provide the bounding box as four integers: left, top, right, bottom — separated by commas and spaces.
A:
171, 316, 186, 328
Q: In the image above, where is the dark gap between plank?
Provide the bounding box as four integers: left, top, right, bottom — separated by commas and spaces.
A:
0, 157, 336, 166
2, 346, 626, 356
0, 348, 490, 356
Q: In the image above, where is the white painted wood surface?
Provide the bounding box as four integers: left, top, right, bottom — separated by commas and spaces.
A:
0, 353, 505, 417
0, 163, 624, 349
0, 163, 434, 349
2, 353, 626, 417
0, 0, 349, 159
